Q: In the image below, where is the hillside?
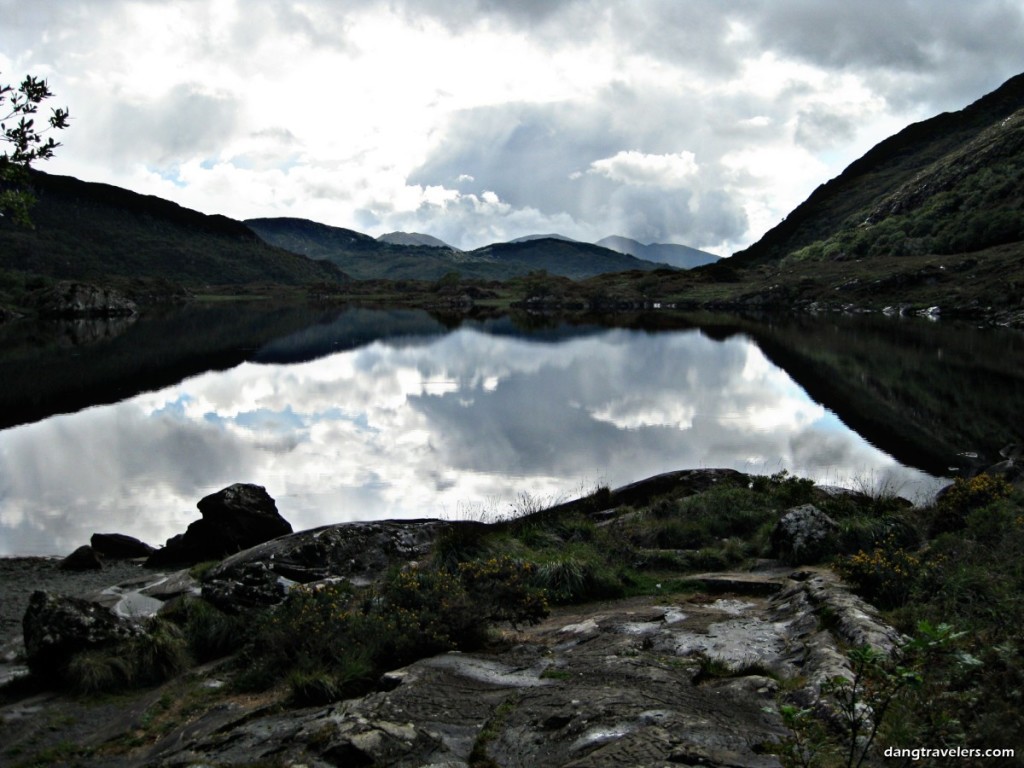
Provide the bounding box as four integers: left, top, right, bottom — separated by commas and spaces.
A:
0, 172, 345, 288
471, 237, 665, 279
246, 216, 509, 281
376, 231, 456, 249
732, 72, 1024, 268
247, 219, 667, 281
597, 235, 719, 269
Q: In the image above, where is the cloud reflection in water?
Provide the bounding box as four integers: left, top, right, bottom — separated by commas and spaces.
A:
0, 327, 943, 555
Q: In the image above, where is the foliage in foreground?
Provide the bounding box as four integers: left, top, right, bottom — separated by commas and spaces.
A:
28, 466, 1023, 764
237, 557, 548, 704
1, 72, 70, 226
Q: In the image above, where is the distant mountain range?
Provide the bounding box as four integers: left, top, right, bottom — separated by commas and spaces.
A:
0, 172, 715, 291
377, 232, 457, 249
244, 222, 668, 281
596, 236, 719, 269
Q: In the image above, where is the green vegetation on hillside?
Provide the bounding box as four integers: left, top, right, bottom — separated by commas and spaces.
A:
247, 218, 665, 281
0, 172, 345, 301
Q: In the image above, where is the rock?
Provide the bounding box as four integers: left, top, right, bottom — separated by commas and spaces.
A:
59, 545, 103, 571
771, 504, 839, 565
21, 591, 143, 680
146, 483, 292, 567
34, 281, 137, 318
90, 533, 155, 559
202, 518, 453, 611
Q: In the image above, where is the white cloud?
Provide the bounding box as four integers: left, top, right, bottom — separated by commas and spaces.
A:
2, 0, 1022, 254
587, 150, 699, 187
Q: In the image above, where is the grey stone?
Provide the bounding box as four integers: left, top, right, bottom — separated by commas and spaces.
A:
22, 591, 143, 680
34, 281, 137, 318
202, 518, 453, 611
771, 504, 839, 564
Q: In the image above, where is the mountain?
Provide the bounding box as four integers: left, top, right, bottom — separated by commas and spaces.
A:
597, 236, 719, 269
247, 217, 507, 281
0, 172, 346, 287
508, 233, 577, 243
377, 231, 457, 250
732, 72, 1024, 268
248, 220, 666, 281
467, 238, 664, 280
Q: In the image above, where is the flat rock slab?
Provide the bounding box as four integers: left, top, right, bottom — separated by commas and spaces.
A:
141, 569, 897, 768
1, 565, 901, 768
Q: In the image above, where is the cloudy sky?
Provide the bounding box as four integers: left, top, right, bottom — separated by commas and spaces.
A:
3, 1, 1023, 254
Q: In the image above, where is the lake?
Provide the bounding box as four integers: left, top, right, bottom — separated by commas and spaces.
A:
2, 306, 1021, 556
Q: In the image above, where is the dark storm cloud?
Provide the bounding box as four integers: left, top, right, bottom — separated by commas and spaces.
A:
742, 0, 1024, 108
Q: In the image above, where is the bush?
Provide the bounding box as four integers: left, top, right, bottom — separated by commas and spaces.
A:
838, 537, 923, 609
931, 473, 1013, 534
239, 558, 550, 701
61, 619, 190, 693
163, 597, 248, 662
459, 555, 550, 625
65, 650, 133, 694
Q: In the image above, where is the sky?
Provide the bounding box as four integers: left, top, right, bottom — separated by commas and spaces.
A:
3, 1, 1024, 255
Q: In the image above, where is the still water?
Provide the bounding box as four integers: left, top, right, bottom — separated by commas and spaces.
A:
0, 309, 957, 556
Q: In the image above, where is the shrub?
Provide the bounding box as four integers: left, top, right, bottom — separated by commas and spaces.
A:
65, 650, 133, 694
459, 555, 550, 626
163, 597, 248, 662
126, 622, 191, 686
931, 473, 1013, 534
838, 537, 922, 609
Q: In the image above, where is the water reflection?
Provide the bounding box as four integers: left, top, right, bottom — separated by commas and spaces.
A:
0, 324, 945, 555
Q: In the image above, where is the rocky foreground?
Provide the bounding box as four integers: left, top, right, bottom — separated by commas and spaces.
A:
0, 470, 921, 768
2, 567, 898, 768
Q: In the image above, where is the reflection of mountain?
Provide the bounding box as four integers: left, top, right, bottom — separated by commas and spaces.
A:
252, 309, 451, 364
2, 308, 1019, 479
0, 308, 620, 429
732, 316, 1024, 475
0, 305, 336, 430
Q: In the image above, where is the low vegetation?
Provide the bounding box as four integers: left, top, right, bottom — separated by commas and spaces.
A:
3, 468, 1021, 765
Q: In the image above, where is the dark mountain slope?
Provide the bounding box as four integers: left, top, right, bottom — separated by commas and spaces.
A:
732, 72, 1024, 266
248, 219, 668, 280
247, 216, 511, 280
0, 172, 345, 286
597, 235, 719, 269
469, 237, 664, 279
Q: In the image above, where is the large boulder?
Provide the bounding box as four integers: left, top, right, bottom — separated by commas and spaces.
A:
146, 484, 292, 567
90, 533, 156, 559
59, 545, 103, 571
34, 281, 137, 318
771, 504, 839, 565
22, 591, 143, 680
201, 519, 456, 611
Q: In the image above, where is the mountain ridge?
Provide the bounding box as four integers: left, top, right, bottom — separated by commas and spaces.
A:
0, 173, 346, 287
597, 235, 719, 269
